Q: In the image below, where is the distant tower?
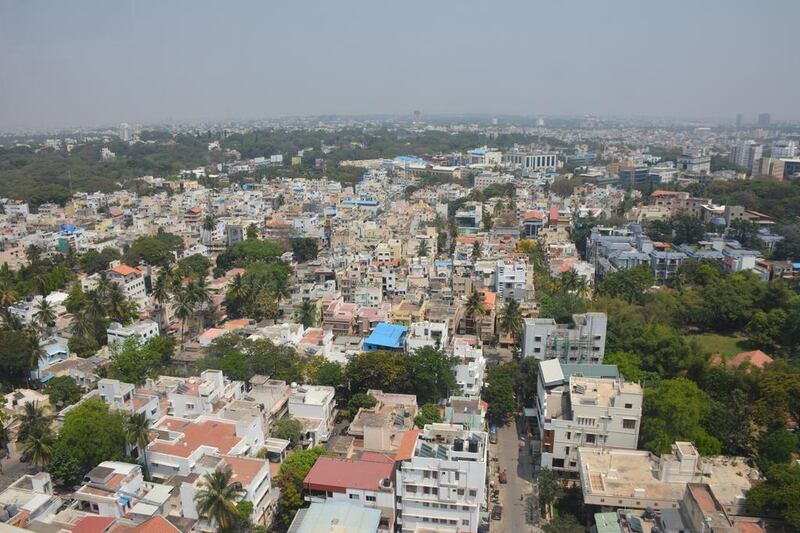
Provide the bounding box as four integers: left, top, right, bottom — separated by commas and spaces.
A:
537, 117, 545, 127
736, 113, 743, 129
413, 110, 421, 125
491, 117, 498, 126
757, 113, 771, 127
118, 122, 131, 142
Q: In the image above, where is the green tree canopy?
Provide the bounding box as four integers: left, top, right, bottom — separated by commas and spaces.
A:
44, 376, 82, 408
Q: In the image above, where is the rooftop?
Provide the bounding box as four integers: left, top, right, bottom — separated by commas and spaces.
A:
304, 456, 395, 492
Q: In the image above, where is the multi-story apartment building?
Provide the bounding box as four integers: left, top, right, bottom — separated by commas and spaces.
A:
304, 455, 397, 532
287, 384, 335, 444
451, 335, 486, 398
395, 424, 488, 533
730, 140, 763, 172
536, 359, 642, 472
406, 321, 449, 351
106, 264, 147, 301
650, 249, 688, 285
495, 259, 533, 303
522, 313, 607, 363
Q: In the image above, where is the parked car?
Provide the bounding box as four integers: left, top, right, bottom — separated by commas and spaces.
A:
491, 505, 503, 520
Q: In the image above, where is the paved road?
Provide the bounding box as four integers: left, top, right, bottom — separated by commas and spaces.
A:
489, 419, 542, 533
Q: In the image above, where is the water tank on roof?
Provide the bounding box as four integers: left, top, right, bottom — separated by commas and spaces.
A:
468, 438, 479, 453
453, 438, 464, 451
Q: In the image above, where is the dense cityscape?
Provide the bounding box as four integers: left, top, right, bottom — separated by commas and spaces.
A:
2, 1, 800, 533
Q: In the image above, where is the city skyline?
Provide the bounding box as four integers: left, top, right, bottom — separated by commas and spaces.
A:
1, 0, 799, 130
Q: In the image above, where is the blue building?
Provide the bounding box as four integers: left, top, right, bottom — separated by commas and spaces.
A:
363, 322, 408, 352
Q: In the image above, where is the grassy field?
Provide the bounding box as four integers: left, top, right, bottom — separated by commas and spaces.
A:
689, 333, 753, 358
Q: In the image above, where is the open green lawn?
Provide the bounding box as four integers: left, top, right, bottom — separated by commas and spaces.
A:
689, 333, 753, 358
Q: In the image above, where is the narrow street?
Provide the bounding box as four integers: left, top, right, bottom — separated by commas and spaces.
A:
489, 419, 542, 533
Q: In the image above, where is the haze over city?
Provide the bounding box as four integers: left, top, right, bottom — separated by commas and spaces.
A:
2, 0, 799, 130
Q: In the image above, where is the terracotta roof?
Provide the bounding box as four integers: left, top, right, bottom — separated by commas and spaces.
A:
148, 418, 242, 458
129, 516, 181, 533
109, 264, 141, 276
395, 429, 421, 461
72, 515, 116, 533
728, 350, 773, 370
304, 455, 395, 493
221, 455, 267, 488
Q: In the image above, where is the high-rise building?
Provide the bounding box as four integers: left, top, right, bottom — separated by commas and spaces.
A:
736, 113, 743, 129
118, 122, 131, 142
757, 113, 771, 127
522, 313, 607, 363
771, 141, 797, 159
730, 140, 763, 171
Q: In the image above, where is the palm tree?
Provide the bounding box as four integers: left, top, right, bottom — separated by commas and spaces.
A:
125, 412, 151, 476
15, 402, 52, 444
20, 429, 54, 471
174, 288, 196, 349
106, 283, 129, 324
297, 300, 316, 328
465, 290, 486, 338
416, 239, 430, 258
190, 277, 212, 330
472, 241, 482, 259
96, 273, 112, 301
0, 281, 18, 309
152, 271, 172, 329
498, 298, 524, 345
35, 297, 56, 336
193, 468, 245, 531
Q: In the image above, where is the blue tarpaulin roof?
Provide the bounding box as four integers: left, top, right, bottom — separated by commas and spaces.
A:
364, 322, 407, 349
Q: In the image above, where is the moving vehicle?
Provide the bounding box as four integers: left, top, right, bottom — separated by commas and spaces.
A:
489, 425, 498, 444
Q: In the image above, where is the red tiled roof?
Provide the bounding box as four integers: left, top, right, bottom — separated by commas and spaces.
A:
728, 350, 773, 370
221, 455, 267, 488
72, 516, 116, 533
149, 418, 241, 458
129, 516, 181, 533
395, 429, 421, 461
109, 264, 141, 276
304, 455, 395, 493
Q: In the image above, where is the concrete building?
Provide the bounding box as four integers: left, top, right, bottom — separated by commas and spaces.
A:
730, 140, 763, 172
472, 172, 512, 191
304, 455, 397, 531
289, 501, 382, 533
395, 424, 488, 533
451, 336, 486, 398
107, 320, 160, 345
677, 149, 711, 174
106, 264, 147, 301
406, 321, 449, 352
577, 442, 762, 517
495, 259, 533, 303
287, 384, 336, 444
522, 313, 607, 363
503, 151, 557, 171
535, 360, 642, 472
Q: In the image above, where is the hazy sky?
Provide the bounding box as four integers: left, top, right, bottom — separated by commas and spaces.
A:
1, 0, 798, 130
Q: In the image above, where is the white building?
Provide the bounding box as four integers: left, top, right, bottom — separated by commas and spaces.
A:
395, 424, 487, 533
451, 336, 486, 398
522, 312, 607, 363
146, 369, 244, 419
730, 140, 763, 172
495, 259, 533, 303
304, 455, 397, 531
472, 172, 512, 191
107, 319, 160, 345
536, 360, 642, 472
287, 384, 335, 444
467, 147, 502, 166
406, 321, 449, 352
503, 151, 558, 171
106, 264, 147, 301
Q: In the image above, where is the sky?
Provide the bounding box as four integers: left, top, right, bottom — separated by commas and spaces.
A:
1, 0, 798, 130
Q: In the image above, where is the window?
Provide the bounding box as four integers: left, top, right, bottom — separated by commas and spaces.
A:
423, 487, 431, 494
454, 472, 460, 480
424, 471, 431, 479
326, 491, 333, 497
406, 485, 417, 493
462, 506, 469, 511
462, 519, 470, 526
432, 488, 438, 495
534, 347, 541, 353
366, 495, 376, 502
566, 431, 571, 439
349, 494, 359, 500
469, 490, 476, 497
623, 419, 637, 430
534, 336, 542, 342
624, 403, 633, 409
565, 446, 570, 455
457, 489, 465, 496
585, 434, 596, 443
423, 502, 430, 507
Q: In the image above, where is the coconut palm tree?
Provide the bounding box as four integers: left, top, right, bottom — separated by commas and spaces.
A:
0, 281, 18, 309
190, 277, 212, 330
297, 300, 316, 328
416, 239, 430, 258
465, 290, 486, 338
15, 402, 52, 444
35, 297, 56, 336
20, 428, 54, 471
174, 288, 196, 349
472, 241, 482, 259
125, 412, 151, 476
193, 467, 245, 531
498, 298, 524, 345
152, 270, 172, 329
105, 283, 130, 324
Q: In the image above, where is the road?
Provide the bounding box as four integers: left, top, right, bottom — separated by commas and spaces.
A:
489, 418, 542, 533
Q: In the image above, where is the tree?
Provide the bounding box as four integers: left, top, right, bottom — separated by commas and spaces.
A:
346, 393, 378, 419
174, 287, 196, 349
35, 297, 56, 335
537, 469, 563, 513
177, 254, 212, 279
464, 290, 486, 337
194, 468, 246, 532
271, 417, 304, 444
122, 236, 174, 267
311, 361, 344, 390
640, 378, 721, 456
414, 404, 442, 428
44, 376, 82, 408
515, 357, 540, 406
483, 361, 517, 425
291, 238, 319, 262
275, 447, 328, 527
757, 428, 798, 470
416, 239, 430, 258
596, 265, 654, 304
53, 398, 126, 479
498, 298, 523, 344
79, 248, 120, 275
405, 347, 458, 405
472, 241, 482, 259
747, 465, 800, 529
603, 352, 645, 382
125, 412, 151, 474
345, 351, 408, 395
108, 335, 171, 384
246, 223, 259, 240
15, 402, 52, 445
15, 402, 55, 471
0, 330, 39, 387
68, 333, 100, 359
297, 300, 317, 328
63, 283, 86, 314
